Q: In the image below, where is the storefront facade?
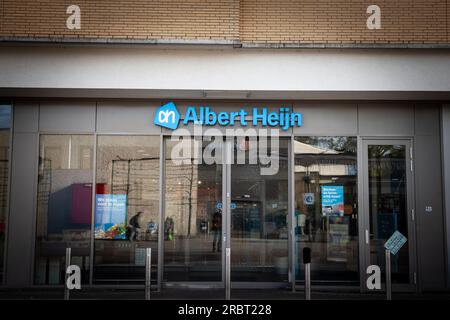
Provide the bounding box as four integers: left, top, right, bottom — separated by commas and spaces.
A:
0, 42, 449, 294
0, 95, 447, 292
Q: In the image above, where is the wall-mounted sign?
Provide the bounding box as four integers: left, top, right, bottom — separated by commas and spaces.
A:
154, 102, 302, 131
321, 186, 344, 217
303, 193, 315, 205
94, 194, 127, 240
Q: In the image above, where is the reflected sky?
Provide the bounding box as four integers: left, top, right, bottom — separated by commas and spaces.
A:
0, 105, 11, 129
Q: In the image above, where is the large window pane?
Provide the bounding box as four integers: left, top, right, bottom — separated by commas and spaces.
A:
164, 138, 222, 282
94, 136, 160, 284
230, 137, 289, 282
35, 135, 93, 284
0, 105, 11, 284
294, 137, 358, 284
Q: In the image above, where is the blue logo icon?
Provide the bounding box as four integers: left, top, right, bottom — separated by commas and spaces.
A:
154, 102, 180, 130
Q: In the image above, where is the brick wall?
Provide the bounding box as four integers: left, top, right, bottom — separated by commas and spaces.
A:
0, 0, 449, 45
448, 0, 450, 44
240, 0, 448, 44
0, 0, 240, 40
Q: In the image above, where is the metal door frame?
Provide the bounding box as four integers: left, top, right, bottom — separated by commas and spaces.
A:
360, 138, 417, 293
223, 136, 293, 290
161, 135, 296, 289
160, 135, 226, 290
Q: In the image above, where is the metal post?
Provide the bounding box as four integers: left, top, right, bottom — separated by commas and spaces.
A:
385, 249, 392, 300
305, 263, 311, 300
64, 247, 71, 300
303, 247, 311, 300
225, 247, 231, 300
145, 248, 152, 300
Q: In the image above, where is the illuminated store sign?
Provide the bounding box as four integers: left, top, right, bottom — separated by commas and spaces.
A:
154, 102, 302, 131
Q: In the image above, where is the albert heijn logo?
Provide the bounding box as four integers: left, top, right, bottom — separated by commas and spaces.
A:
154, 102, 180, 130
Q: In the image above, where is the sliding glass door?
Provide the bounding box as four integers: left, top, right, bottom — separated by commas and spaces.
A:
163, 138, 223, 283
229, 137, 289, 284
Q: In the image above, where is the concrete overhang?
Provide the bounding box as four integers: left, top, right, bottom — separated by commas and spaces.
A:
1, 45, 450, 101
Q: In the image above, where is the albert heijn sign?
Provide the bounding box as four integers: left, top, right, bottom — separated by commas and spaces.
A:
153, 102, 302, 131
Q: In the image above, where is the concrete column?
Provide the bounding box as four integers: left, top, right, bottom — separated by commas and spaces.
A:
5, 102, 39, 287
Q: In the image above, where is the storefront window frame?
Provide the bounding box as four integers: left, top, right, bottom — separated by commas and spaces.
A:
33, 133, 95, 286
291, 135, 360, 288
91, 133, 162, 287
28, 121, 418, 290
160, 134, 293, 288
0, 102, 13, 286
32, 132, 165, 287
30, 131, 365, 289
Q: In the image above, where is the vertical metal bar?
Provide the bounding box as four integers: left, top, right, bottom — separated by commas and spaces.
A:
225, 247, 231, 300
145, 248, 152, 300
224, 138, 232, 300
305, 263, 311, 300
406, 139, 418, 292
125, 159, 131, 208
288, 135, 296, 292
225, 138, 232, 252
386, 249, 392, 300
68, 135, 72, 169
358, 137, 369, 293
158, 134, 165, 291
223, 138, 232, 292
221, 139, 227, 286
89, 133, 97, 285
89, 104, 98, 285
64, 247, 71, 300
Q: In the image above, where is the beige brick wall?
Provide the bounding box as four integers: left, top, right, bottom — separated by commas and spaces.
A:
240, 0, 448, 44
0, 0, 449, 44
0, 0, 240, 40
448, 0, 450, 43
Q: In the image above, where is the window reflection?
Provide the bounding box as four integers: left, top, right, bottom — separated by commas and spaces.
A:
368, 144, 409, 283
294, 137, 358, 284
94, 136, 160, 284
230, 137, 289, 282
35, 135, 93, 284
164, 138, 222, 282
0, 105, 11, 284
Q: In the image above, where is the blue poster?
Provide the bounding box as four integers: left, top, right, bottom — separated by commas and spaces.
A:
321, 186, 344, 217
95, 194, 127, 239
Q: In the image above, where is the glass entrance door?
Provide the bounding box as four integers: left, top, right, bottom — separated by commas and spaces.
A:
163, 138, 223, 283
228, 137, 290, 284
362, 139, 416, 290
163, 135, 290, 287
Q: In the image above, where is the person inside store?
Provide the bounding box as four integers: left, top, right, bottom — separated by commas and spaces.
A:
127, 211, 142, 241
212, 209, 222, 253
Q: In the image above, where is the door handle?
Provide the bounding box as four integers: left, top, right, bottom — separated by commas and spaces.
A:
365, 229, 369, 245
